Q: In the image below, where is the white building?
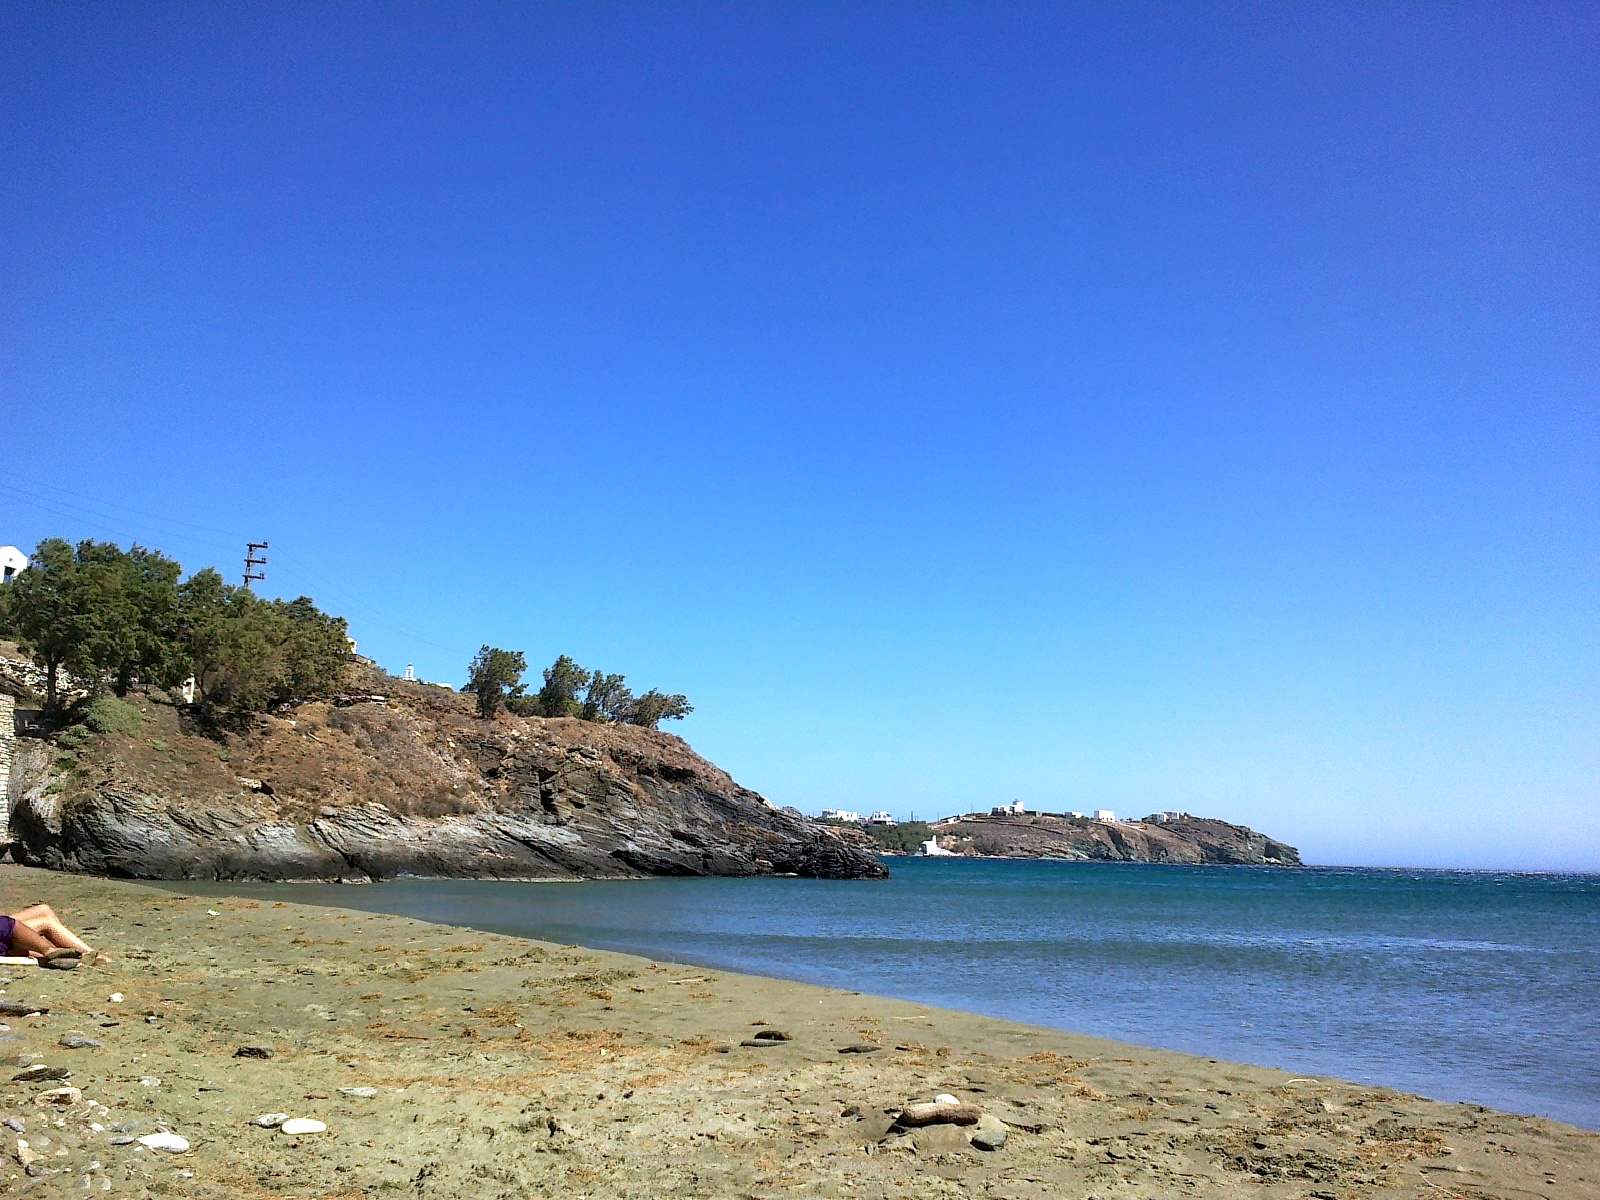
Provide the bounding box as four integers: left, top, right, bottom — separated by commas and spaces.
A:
820, 808, 862, 823
0, 546, 27, 584
991, 800, 1026, 816
1093, 809, 1117, 822
867, 811, 896, 826
1148, 810, 1189, 824
920, 835, 958, 857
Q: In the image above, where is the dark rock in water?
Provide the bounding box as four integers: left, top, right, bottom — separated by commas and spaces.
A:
3, 676, 889, 883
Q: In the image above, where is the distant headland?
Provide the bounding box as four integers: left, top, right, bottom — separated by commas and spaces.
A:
820, 805, 1301, 866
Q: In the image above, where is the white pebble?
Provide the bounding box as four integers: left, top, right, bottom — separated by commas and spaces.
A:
138, 1077, 160, 1088
136, 1132, 189, 1153
250, 1113, 288, 1128
108, 994, 123, 1004
934, 1093, 961, 1106
279, 1118, 326, 1136
338, 1087, 377, 1099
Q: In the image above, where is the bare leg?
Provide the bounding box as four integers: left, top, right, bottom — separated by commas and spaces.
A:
5, 918, 56, 959
10, 904, 94, 955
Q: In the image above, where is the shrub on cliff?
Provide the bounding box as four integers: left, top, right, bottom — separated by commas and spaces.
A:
82, 695, 144, 736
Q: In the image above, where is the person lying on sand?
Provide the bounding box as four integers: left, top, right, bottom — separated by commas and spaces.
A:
0, 903, 101, 968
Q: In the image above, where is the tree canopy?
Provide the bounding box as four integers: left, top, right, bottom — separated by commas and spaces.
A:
0, 537, 350, 713
466, 645, 527, 718
477, 651, 692, 727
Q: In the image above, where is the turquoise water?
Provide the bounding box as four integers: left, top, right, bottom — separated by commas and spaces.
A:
183, 860, 1600, 1130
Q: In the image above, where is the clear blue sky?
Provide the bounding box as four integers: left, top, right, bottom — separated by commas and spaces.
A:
3, 3, 1595, 870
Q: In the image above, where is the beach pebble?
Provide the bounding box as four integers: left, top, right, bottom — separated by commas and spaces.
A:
751, 1029, 791, 1041
137, 1132, 190, 1153
1, 1117, 23, 1133
58, 1036, 103, 1050
280, 1118, 326, 1136
12, 1064, 70, 1084
108, 1136, 135, 1146
338, 1087, 378, 1098
34, 1087, 82, 1108
837, 1043, 883, 1054
739, 1038, 786, 1048
250, 1113, 289, 1128
934, 1093, 961, 1106
233, 1045, 274, 1059
108, 994, 123, 1003
139, 1077, 161, 1088
970, 1114, 1009, 1151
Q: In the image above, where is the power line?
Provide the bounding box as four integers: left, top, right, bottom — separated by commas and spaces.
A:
0, 474, 478, 664
1, 469, 249, 541
0, 479, 242, 561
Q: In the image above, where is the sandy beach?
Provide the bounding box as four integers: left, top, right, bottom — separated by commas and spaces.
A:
2, 864, 1595, 1199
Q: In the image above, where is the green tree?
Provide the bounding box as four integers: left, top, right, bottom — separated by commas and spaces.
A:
102, 544, 186, 695
535, 654, 591, 718
624, 689, 693, 729
178, 570, 350, 711
0, 538, 88, 712
1, 538, 189, 707
580, 671, 633, 722
467, 645, 527, 718
278, 596, 352, 699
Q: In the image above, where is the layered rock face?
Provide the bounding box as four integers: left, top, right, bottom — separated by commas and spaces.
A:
4, 679, 888, 883
926, 813, 1301, 865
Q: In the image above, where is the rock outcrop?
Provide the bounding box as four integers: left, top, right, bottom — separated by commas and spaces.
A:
3, 673, 888, 883
923, 813, 1300, 865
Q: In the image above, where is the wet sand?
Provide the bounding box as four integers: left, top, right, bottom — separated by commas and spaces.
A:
3, 864, 1596, 1198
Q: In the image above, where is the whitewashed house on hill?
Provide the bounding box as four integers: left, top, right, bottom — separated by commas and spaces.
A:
0, 546, 27, 584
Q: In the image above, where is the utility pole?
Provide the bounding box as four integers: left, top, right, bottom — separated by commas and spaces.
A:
243, 541, 269, 588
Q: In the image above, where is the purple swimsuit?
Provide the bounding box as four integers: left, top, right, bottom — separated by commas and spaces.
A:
0, 915, 14, 955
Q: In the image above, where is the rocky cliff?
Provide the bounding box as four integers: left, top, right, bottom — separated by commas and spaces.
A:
2, 669, 888, 883
924, 812, 1301, 865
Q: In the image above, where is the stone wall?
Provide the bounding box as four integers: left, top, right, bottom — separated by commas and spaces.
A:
0, 690, 14, 837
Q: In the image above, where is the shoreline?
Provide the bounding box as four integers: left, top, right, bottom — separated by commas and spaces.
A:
3, 865, 1597, 1198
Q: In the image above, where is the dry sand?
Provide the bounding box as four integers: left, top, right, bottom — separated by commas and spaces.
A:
2, 864, 1595, 1198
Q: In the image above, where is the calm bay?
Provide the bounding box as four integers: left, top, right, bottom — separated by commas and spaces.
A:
183, 859, 1600, 1130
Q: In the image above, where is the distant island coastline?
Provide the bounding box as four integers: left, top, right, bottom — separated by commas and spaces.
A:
823, 807, 1301, 866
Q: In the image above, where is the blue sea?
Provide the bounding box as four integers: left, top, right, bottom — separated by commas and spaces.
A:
184, 860, 1600, 1131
